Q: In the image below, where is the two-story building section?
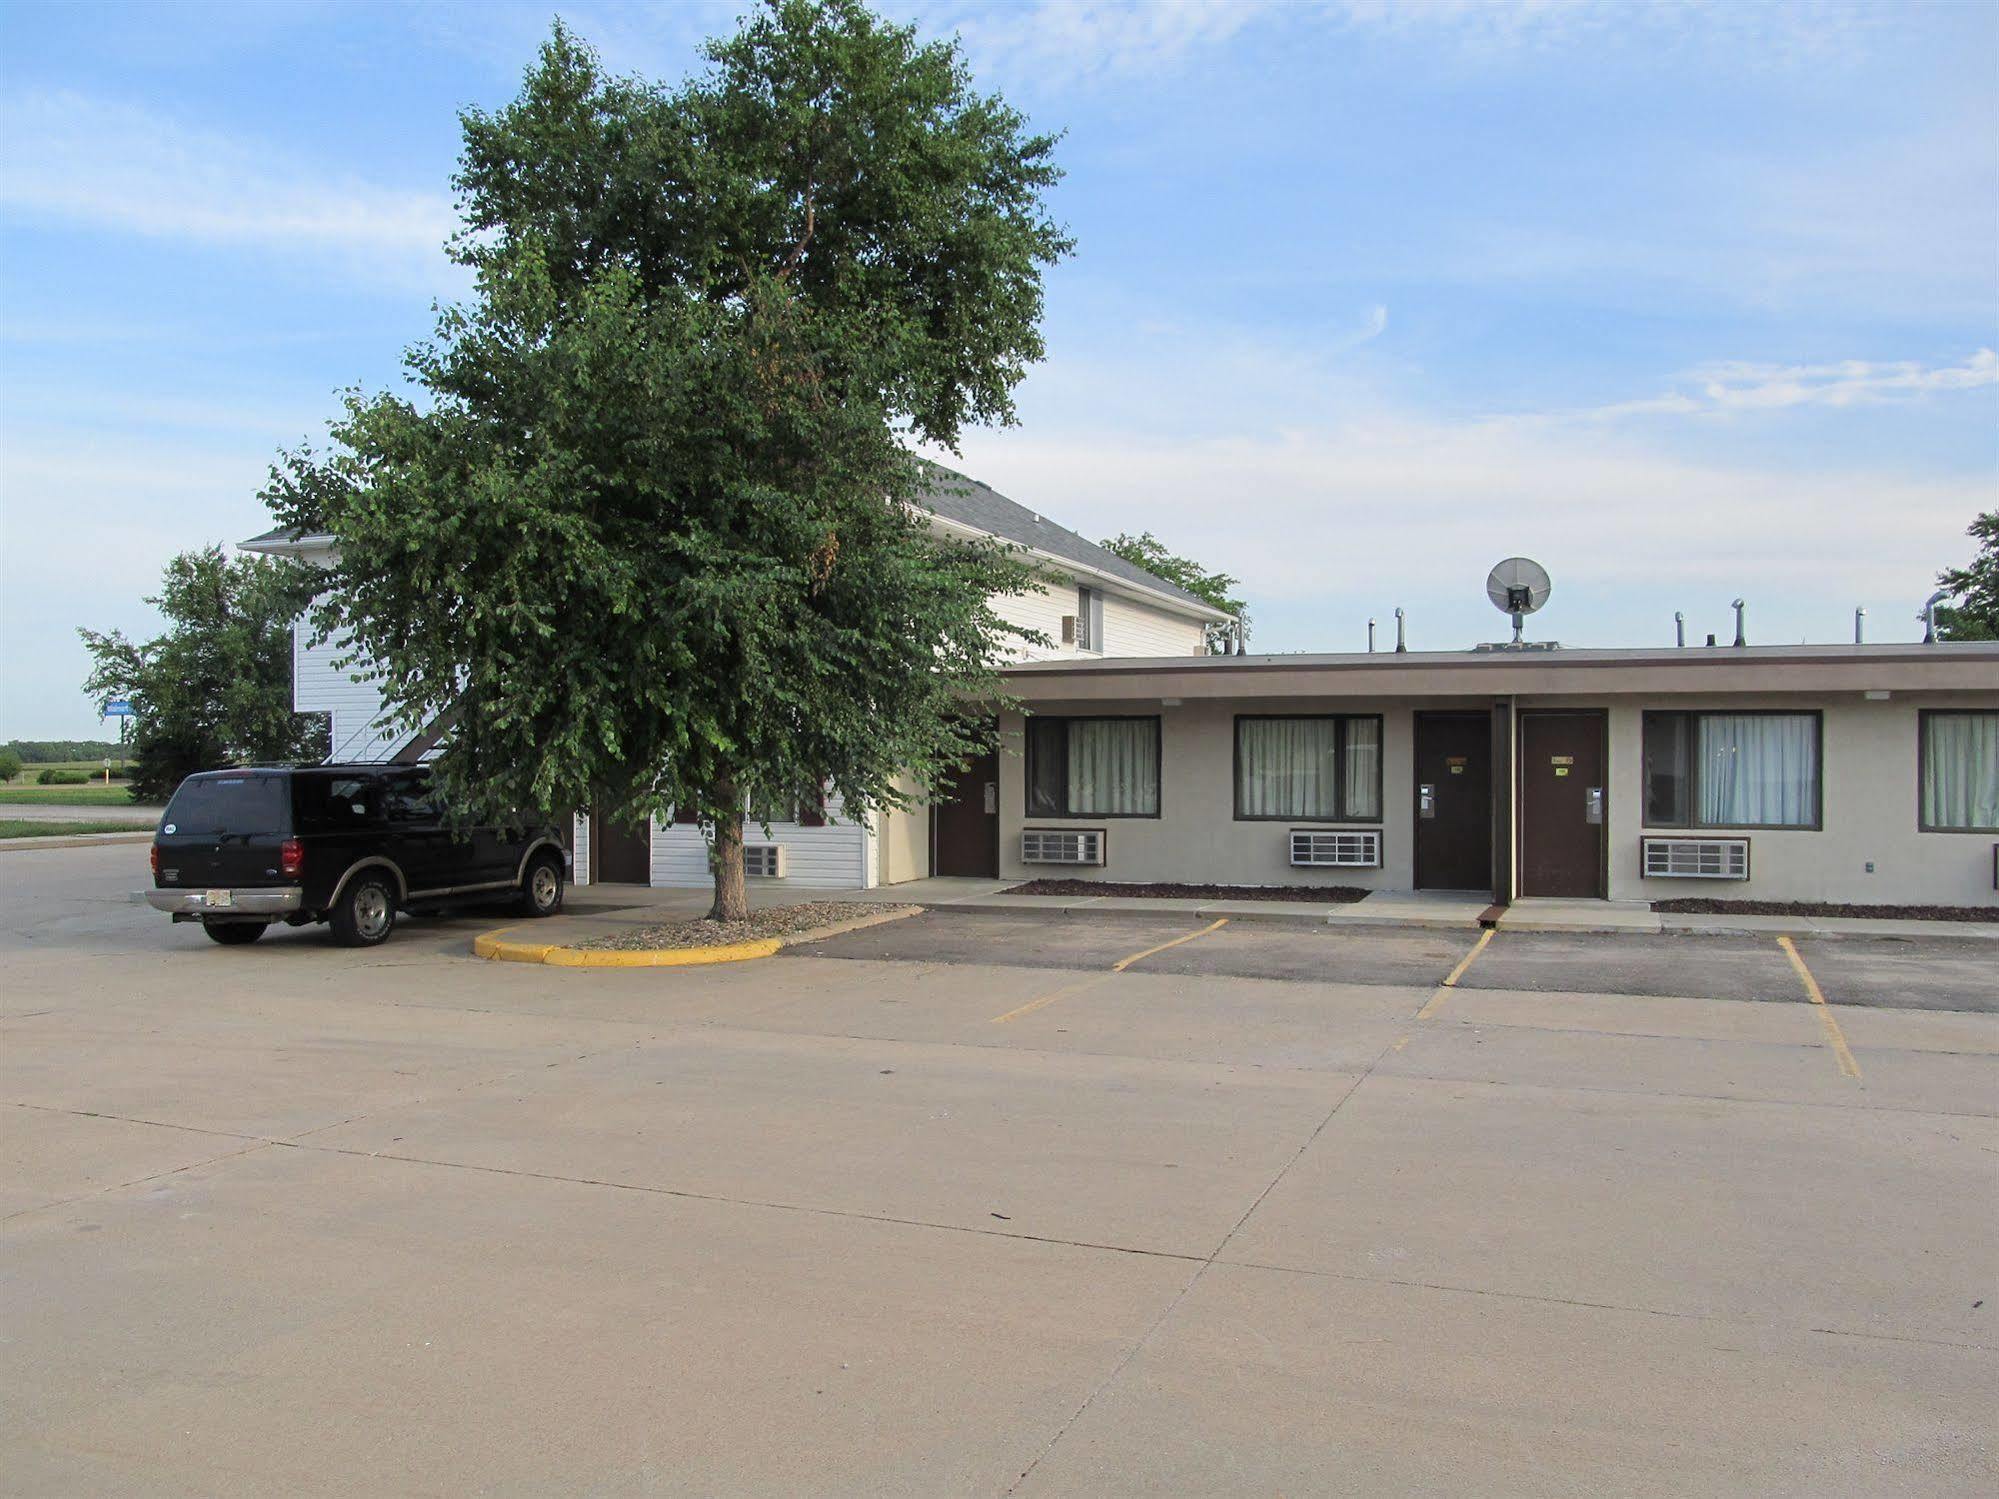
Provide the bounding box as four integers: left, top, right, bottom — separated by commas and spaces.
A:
238, 464, 1235, 890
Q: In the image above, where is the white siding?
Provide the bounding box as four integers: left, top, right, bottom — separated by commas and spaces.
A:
294, 625, 405, 762
570, 811, 590, 886
992, 577, 1208, 662
649, 799, 870, 889
1102, 593, 1206, 657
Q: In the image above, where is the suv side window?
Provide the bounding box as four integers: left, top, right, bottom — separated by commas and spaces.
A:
382, 772, 444, 827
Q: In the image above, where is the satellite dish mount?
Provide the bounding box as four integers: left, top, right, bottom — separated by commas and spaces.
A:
1485, 557, 1553, 647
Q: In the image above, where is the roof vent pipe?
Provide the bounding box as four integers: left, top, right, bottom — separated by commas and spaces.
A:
1731, 598, 1747, 648
1367, 618, 1376, 653
1854, 607, 1866, 645
1394, 607, 1407, 653
1920, 589, 1949, 644
1674, 611, 1685, 648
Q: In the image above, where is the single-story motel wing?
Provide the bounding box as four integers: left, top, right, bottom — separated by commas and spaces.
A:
984, 642, 1999, 909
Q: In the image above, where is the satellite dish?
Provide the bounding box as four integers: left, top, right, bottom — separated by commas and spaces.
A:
1486, 557, 1552, 643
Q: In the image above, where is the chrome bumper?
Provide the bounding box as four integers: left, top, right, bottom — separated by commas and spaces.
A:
142, 887, 304, 918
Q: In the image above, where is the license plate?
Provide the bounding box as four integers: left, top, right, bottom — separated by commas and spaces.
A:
204, 889, 233, 908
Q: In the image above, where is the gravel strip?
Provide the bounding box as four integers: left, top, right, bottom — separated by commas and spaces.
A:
574, 901, 890, 951
1003, 879, 1370, 903
1654, 897, 1999, 924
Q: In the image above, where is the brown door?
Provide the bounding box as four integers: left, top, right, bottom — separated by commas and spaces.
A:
932, 746, 999, 878
590, 812, 652, 885
1415, 711, 1492, 892
1518, 711, 1606, 898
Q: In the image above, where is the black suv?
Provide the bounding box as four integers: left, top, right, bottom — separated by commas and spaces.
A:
144, 765, 568, 947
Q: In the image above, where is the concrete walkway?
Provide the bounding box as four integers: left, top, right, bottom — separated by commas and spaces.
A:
575, 877, 1999, 943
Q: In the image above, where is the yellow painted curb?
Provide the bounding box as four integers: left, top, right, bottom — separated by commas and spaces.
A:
544, 937, 782, 968
472, 904, 920, 970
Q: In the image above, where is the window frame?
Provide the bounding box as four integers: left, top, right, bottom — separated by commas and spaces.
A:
1641, 708, 1824, 832
1024, 713, 1163, 819
1232, 713, 1386, 824
1917, 708, 1999, 834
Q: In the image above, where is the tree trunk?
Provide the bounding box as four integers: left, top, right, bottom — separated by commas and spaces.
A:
708, 798, 749, 922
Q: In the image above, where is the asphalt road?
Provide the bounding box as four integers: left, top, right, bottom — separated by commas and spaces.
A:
5, 845, 1995, 1495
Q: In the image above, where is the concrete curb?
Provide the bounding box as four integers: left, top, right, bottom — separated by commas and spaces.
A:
896, 895, 1487, 930
0, 832, 154, 853
473, 904, 922, 968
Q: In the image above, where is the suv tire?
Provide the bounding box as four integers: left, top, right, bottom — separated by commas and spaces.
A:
331, 873, 397, 947
202, 920, 266, 945
520, 850, 565, 918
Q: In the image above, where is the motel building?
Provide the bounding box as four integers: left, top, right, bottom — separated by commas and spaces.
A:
246, 481, 1999, 914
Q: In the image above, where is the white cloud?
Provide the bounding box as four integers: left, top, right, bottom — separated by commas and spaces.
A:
0, 92, 457, 288
1584, 350, 1999, 419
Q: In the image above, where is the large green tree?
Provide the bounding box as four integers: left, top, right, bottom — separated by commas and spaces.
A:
266, 3, 1069, 918
78, 547, 327, 800
1934, 511, 1998, 641
1100, 531, 1247, 651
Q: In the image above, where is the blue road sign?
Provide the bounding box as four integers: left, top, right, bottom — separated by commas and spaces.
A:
104, 699, 134, 717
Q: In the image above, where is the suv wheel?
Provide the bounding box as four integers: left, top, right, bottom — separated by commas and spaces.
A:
202, 920, 266, 946
331, 873, 397, 947
520, 851, 565, 918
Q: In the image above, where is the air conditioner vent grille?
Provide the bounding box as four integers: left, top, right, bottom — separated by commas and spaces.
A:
744, 844, 785, 879
1642, 836, 1749, 880
1289, 829, 1381, 869
1021, 829, 1105, 866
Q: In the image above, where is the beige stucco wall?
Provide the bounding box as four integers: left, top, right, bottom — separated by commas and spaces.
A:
998, 691, 1999, 906
997, 698, 1442, 889
1601, 694, 1999, 906
876, 775, 933, 885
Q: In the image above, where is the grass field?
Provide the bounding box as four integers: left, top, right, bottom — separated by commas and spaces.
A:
0, 785, 147, 807
0, 819, 146, 839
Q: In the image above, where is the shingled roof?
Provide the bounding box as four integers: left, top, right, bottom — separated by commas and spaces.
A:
240, 466, 1228, 619
912, 462, 1222, 616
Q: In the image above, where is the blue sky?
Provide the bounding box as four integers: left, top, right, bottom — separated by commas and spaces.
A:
3, 0, 1995, 738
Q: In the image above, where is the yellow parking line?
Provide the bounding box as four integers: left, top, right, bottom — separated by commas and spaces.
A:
990, 974, 1110, 1025
1110, 917, 1230, 973
1778, 936, 1862, 1081
1417, 928, 1495, 1020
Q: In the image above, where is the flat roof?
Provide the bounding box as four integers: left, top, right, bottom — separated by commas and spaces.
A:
1002, 641, 1999, 699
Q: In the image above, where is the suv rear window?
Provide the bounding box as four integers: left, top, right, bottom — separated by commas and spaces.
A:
163, 774, 292, 835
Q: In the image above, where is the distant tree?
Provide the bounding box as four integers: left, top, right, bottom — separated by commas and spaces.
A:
0, 750, 21, 783
1, 740, 120, 763
78, 547, 328, 800
1100, 531, 1247, 651
266, 4, 1068, 920
1934, 511, 1998, 641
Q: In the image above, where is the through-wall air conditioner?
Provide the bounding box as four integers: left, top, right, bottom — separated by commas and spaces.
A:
1021, 829, 1105, 866
1641, 836, 1749, 880
1289, 829, 1381, 868
744, 844, 786, 878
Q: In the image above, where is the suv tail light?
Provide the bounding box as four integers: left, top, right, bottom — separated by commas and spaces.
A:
149, 842, 161, 877
279, 838, 305, 878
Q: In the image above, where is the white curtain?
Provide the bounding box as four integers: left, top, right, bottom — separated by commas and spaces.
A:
1069, 719, 1157, 814
1698, 714, 1816, 826
1239, 718, 1338, 818
1923, 712, 1999, 830
1344, 719, 1382, 820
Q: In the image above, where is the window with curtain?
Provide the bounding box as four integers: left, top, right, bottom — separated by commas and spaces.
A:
1026, 716, 1159, 816
1921, 711, 1999, 831
1235, 715, 1383, 821
1642, 711, 1820, 828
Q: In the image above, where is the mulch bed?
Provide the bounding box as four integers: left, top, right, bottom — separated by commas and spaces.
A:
1003, 879, 1370, 904
574, 901, 888, 951
1653, 898, 1999, 924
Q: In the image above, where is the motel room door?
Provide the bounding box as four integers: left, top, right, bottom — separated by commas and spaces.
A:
1414, 711, 1493, 892
590, 812, 652, 886
932, 733, 1000, 878
1517, 710, 1606, 898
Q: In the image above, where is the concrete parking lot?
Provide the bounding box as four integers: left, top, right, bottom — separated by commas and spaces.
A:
4, 844, 1995, 1495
